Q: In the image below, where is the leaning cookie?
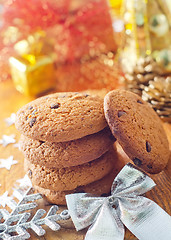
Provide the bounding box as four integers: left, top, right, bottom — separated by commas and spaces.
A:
15, 92, 107, 142
104, 89, 170, 174
33, 158, 125, 206
24, 149, 117, 192
20, 128, 115, 168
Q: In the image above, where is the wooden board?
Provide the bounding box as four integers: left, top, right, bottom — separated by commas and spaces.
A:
0, 80, 171, 240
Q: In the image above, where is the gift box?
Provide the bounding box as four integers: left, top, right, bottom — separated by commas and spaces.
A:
9, 55, 56, 96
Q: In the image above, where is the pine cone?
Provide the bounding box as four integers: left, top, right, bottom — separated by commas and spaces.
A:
142, 76, 171, 122
121, 56, 167, 96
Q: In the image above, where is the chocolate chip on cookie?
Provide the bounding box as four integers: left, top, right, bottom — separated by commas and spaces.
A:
146, 141, 151, 152
50, 103, 60, 109
29, 117, 36, 128
133, 158, 142, 167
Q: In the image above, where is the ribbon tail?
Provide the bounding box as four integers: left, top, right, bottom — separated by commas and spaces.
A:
85, 200, 124, 240
118, 196, 171, 240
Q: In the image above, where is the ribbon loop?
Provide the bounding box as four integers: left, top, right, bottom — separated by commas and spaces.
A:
111, 163, 156, 198
66, 193, 105, 231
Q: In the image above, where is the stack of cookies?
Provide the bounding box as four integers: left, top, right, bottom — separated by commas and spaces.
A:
15, 92, 124, 205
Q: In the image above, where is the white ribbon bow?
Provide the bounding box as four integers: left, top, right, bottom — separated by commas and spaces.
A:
66, 163, 171, 240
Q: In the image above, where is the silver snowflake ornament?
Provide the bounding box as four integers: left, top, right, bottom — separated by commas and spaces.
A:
0, 187, 70, 239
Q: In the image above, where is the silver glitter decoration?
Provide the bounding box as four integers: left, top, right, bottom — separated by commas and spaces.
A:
0, 187, 70, 239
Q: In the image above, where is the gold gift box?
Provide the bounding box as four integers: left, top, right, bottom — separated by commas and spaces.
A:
9, 54, 56, 96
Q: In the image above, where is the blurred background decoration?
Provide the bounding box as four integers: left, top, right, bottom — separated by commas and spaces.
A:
120, 0, 171, 73
120, 0, 171, 122
0, 0, 122, 96
0, 0, 170, 121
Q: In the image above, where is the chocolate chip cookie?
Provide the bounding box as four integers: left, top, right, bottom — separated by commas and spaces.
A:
104, 89, 170, 173
33, 155, 125, 205
25, 148, 118, 191
20, 128, 115, 168
15, 92, 107, 142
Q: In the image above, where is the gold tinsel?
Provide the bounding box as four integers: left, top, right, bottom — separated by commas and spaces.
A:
142, 76, 171, 122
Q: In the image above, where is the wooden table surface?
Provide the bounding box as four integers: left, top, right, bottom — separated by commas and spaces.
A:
0, 79, 171, 240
